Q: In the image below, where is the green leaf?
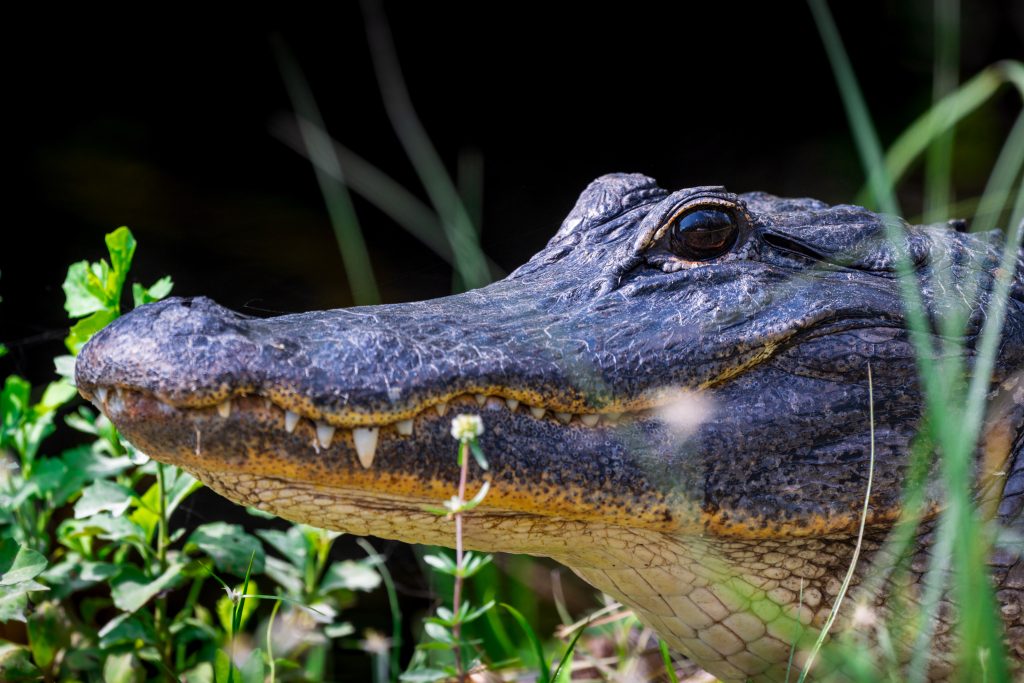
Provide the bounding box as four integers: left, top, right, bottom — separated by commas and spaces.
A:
0, 643, 42, 682
58, 513, 148, 548
21, 456, 66, 500
460, 551, 492, 579
132, 276, 174, 308
110, 562, 184, 614
0, 376, 31, 443
188, 523, 265, 577
0, 540, 48, 586
102, 651, 142, 683
422, 621, 453, 644
37, 380, 77, 414
104, 227, 137, 303
422, 553, 456, 574
66, 308, 117, 355
319, 559, 381, 593
261, 556, 304, 597
0, 580, 47, 623
256, 526, 308, 569
240, 648, 266, 683
27, 601, 70, 669
98, 610, 157, 649
53, 355, 76, 380
132, 467, 201, 542
214, 649, 241, 683
469, 439, 489, 470
460, 599, 495, 625
74, 479, 135, 518
63, 260, 109, 318
324, 622, 355, 638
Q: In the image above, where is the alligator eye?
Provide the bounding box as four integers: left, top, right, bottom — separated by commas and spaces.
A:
667, 209, 740, 261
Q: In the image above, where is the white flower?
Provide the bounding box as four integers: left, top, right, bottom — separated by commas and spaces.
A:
450, 414, 484, 441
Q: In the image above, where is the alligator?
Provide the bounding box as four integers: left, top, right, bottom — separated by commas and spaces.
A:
75, 174, 1024, 681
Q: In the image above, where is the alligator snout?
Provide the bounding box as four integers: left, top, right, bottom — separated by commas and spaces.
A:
76, 296, 261, 407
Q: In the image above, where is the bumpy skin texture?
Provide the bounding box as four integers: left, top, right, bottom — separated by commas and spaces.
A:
76, 175, 1024, 681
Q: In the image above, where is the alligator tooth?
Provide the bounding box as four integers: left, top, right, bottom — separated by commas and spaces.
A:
603, 412, 622, 424
353, 427, 379, 468
505, 398, 520, 411
217, 400, 232, 418
284, 410, 300, 433
264, 398, 272, 410
555, 412, 572, 424
315, 421, 336, 449
475, 394, 487, 406
434, 402, 449, 416
580, 414, 600, 427
530, 407, 545, 419
396, 419, 414, 436
96, 387, 109, 404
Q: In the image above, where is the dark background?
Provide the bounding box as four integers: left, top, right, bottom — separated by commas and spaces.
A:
3, 1, 1022, 677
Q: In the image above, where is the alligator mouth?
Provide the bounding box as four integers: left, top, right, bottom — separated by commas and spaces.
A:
86, 384, 657, 469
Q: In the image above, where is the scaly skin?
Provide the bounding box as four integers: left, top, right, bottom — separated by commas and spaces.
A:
75, 174, 1024, 681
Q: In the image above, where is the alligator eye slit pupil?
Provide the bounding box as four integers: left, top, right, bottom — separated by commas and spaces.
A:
668, 208, 740, 261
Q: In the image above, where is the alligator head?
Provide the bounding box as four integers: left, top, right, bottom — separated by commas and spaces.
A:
76, 174, 1024, 681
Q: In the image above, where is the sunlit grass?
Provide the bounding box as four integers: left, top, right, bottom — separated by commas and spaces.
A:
810, 0, 1023, 680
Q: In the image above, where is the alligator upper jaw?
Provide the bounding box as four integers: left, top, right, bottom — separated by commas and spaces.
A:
92, 383, 702, 541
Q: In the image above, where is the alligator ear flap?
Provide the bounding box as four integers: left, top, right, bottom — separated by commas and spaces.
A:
555, 173, 665, 239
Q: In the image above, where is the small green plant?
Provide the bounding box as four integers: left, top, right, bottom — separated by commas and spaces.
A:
402, 414, 495, 682
0, 227, 384, 681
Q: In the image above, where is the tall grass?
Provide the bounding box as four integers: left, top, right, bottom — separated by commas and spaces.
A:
809, 0, 1023, 680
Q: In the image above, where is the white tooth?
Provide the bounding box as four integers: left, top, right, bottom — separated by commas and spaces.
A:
285, 410, 300, 433
434, 402, 449, 416
505, 398, 520, 411
264, 398, 272, 410
315, 421, 335, 449
396, 419, 414, 436
581, 414, 600, 427
353, 427, 379, 468
555, 412, 572, 424
475, 394, 487, 406
604, 411, 623, 423
530, 407, 545, 419
96, 387, 109, 404
217, 400, 232, 418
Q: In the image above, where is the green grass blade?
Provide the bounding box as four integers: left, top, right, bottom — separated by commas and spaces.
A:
500, 603, 551, 683
857, 60, 1024, 207
550, 622, 588, 683
798, 365, 877, 682
273, 37, 381, 306
807, 0, 899, 216
361, 0, 492, 291
357, 538, 402, 683
972, 112, 1024, 235
272, 117, 453, 264
923, 0, 960, 223
658, 639, 680, 683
